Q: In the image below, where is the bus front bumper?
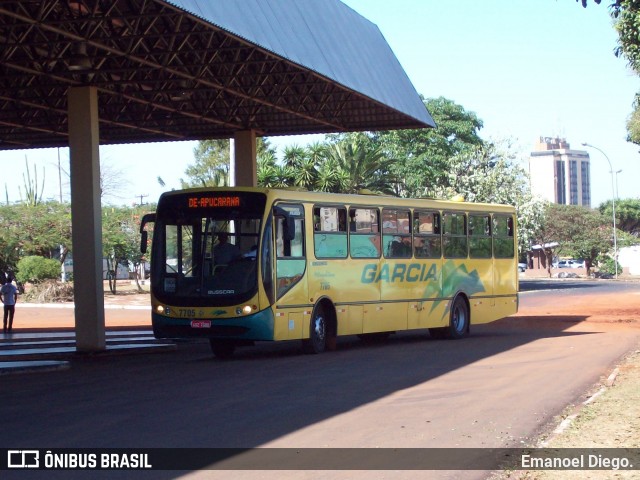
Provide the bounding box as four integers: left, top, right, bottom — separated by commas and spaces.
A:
151, 308, 275, 341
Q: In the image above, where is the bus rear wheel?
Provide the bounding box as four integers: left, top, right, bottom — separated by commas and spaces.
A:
210, 340, 235, 359
303, 305, 327, 354
447, 296, 469, 339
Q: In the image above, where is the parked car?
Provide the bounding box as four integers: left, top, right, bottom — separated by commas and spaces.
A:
556, 259, 585, 269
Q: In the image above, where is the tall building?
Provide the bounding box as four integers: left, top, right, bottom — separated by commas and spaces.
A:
529, 136, 591, 207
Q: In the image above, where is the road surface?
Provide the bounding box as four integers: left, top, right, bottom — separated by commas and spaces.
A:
2, 279, 639, 480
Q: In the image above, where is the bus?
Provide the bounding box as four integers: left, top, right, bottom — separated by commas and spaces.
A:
140, 187, 518, 358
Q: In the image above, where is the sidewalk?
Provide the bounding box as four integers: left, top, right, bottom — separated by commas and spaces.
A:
0, 289, 169, 375
13, 288, 152, 330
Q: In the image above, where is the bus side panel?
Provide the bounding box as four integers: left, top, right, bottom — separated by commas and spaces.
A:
273, 310, 305, 341
363, 301, 407, 333
408, 300, 449, 330
335, 305, 363, 335
493, 258, 519, 320
307, 259, 379, 335
467, 258, 495, 324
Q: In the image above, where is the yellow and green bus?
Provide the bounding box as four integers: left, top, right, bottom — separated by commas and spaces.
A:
140, 187, 518, 358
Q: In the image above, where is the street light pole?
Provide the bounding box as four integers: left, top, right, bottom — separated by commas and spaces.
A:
582, 142, 618, 279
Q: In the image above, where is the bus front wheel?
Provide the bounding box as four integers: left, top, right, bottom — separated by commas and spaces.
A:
210, 340, 235, 359
303, 305, 327, 354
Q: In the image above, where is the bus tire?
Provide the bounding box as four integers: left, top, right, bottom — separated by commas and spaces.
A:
447, 295, 469, 339
303, 304, 327, 354
210, 340, 235, 359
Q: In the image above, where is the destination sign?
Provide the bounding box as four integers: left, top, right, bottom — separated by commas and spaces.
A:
187, 196, 241, 209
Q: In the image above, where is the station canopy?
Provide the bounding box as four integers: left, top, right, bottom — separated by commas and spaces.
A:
0, 0, 435, 150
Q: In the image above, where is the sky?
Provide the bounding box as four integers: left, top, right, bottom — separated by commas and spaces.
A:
2, 0, 638, 207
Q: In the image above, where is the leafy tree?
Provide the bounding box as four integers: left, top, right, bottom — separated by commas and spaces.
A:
609, 1, 640, 145
102, 205, 151, 294
182, 139, 231, 188
529, 201, 559, 276
0, 204, 21, 274
0, 202, 71, 275
545, 204, 612, 275
599, 197, 640, 235
434, 138, 546, 256
371, 96, 484, 198
184, 137, 274, 188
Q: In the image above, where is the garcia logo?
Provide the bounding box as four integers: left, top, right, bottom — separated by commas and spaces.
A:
361, 263, 438, 284
8, 450, 39, 468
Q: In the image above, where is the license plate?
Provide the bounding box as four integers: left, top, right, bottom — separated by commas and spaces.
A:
191, 320, 211, 329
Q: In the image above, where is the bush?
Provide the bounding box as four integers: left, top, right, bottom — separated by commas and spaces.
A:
16, 256, 61, 284
597, 256, 622, 276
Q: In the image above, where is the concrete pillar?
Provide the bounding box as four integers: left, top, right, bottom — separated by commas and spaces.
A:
233, 130, 257, 187
68, 86, 106, 351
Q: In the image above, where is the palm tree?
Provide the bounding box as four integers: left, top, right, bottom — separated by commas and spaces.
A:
323, 140, 397, 195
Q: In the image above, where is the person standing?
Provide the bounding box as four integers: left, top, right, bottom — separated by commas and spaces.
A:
1, 275, 18, 334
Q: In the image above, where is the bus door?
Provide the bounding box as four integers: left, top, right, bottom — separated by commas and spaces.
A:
273, 203, 307, 340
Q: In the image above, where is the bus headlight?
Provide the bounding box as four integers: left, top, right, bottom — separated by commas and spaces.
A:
156, 305, 170, 315
236, 305, 255, 315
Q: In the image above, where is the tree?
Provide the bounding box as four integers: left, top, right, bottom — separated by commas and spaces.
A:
529, 201, 560, 276
182, 139, 231, 188
321, 140, 397, 194
370, 96, 484, 198
433, 138, 546, 257
599, 197, 640, 235
608, 1, 640, 145
0, 202, 71, 275
102, 205, 151, 294
184, 137, 274, 188
545, 204, 612, 275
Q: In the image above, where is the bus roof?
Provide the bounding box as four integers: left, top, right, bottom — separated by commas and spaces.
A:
157, 187, 516, 213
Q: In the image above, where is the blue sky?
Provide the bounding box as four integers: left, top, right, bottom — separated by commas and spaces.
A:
2, 0, 638, 207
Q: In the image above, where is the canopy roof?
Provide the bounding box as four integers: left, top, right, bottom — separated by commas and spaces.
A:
0, 0, 434, 150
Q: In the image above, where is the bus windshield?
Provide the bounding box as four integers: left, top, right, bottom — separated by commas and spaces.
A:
152, 191, 266, 306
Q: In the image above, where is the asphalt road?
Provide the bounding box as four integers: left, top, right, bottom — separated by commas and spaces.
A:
2, 279, 640, 480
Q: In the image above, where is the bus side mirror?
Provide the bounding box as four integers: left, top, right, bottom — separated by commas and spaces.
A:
284, 216, 296, 241
139, 212, 156, 255
273, 207, 296, 241
140, 231, 148, 254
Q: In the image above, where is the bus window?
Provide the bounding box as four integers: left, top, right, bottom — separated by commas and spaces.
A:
382, 208, 411, 258
313, 206, 347, 258
275, 206, 306, 299
443, 212, 467, 258
349, 207, 380, 258
413, 211, 441, 258
469, 214, 492, 258
493, 215, 515, 258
